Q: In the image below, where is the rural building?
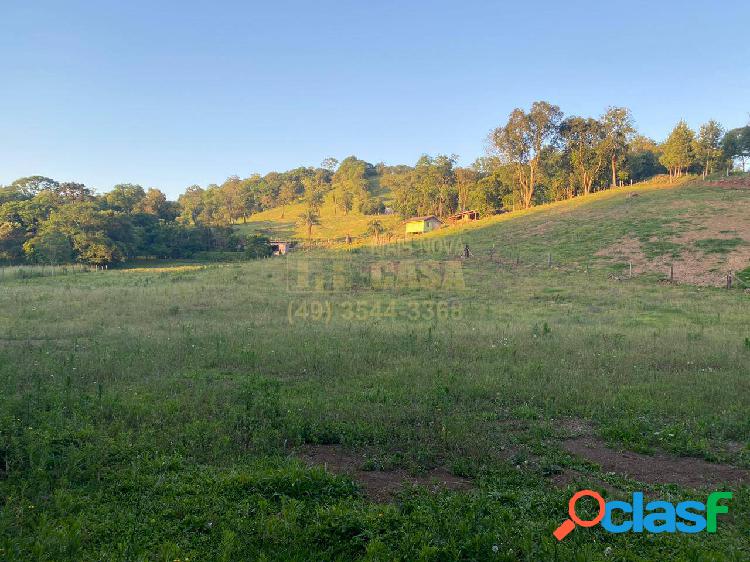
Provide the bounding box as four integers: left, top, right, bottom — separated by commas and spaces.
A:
447, 210, 480, 224
405, 215, 443, 234
269, 240, 296, 255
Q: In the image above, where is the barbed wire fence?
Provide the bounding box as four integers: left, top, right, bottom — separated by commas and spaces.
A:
0, 263, 100, 282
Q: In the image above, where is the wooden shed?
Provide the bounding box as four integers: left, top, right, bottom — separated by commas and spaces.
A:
405, 215, 443, 234
447, 210, 480, 224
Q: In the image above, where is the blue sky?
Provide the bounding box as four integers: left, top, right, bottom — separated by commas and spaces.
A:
1, 1, 748, 197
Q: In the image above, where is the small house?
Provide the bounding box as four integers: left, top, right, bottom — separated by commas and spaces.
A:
447, 210, 480, 224
405, 215, 443, 234
269, 240, 296, 255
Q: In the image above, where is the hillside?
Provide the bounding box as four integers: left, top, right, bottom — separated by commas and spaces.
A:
235, 179, 401, 242
240, 174, 750, 286
414, 174, 750, 287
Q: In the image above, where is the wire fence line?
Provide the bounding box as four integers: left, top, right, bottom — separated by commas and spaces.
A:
0, 263, 100, 282
0, 250, 746, 292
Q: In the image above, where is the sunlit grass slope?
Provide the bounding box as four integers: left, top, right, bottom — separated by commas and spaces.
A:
236, 180, 401, 242
391, 175, 750, 285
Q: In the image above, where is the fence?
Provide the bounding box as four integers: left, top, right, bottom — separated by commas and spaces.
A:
728, 271, 750, 290
0, 263, 98, 281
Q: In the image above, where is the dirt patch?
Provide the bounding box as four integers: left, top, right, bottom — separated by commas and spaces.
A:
595, 236, 651, 274
596, 218, 750, 287
667, 213, 750, 285
554, 417, 596, 437
294, 445, 473, 502
549, 468, 620, 495
562, 436, 749, 489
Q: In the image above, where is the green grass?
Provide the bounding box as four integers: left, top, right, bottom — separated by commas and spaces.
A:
1, 179, 749, 560
694, 238, 746, 254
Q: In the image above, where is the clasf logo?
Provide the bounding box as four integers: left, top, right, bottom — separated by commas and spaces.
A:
553, 490, 732, 540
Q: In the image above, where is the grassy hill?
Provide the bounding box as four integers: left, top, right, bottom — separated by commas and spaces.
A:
406, 174, 750, 287
236, 179, 401, 242
239, 174, 750, 287
1, 175, 749, 560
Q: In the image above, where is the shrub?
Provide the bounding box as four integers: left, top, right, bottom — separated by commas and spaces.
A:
243, 235, 273, 259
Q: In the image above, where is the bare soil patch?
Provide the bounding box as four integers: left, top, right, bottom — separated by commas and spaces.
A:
562, 436, 749, 489
596, 210, 750, 286
553, 417, 596, 437
549, 468, 620, 495
595, 237, 652, 275
294, 444, 473, 502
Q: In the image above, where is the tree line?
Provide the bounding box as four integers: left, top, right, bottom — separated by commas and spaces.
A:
383, 103, 749, 217
0, 179, 271, 266
2, 103, 748, 264
335, 105, 748, 220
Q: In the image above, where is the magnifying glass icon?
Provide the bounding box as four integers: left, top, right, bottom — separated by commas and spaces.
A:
553, 489, 606, 540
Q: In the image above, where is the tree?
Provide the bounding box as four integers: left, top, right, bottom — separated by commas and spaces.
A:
278, 177, 303, 206
178, 185, 205, 225
625, 136, 665, 182
137, 188, 174, 219
23, 229, 73, 264
359, 195, 385, 215
332, 156, 372, 214
0, 220, 26, 260
491, 101, 563, 209
75, 234, 122, 266
55, 182, 92, 201
601, 107, 635, 187
366, 219, 385, 243
196, 184, 225, 226
321, 157, 339, 172
10, 176, 59, 197
238, 176, 259, 221
722, 126, 750, 172
243, 234, 273, 259
469, 172, 508, 214
298, 208, 320, 238
381, 166, 419, 217
41, 202, 125, 265
660, 121, 697, 181
338, 190, 354, 215
303, 177, 326, 211
455, 168, 478, 211
541, 147, 574, 201
695, 120, 725, 178
560, 117, 606, 196
219, 175, 247, 224
428, 154, 458, 216
106, 184, 146, 213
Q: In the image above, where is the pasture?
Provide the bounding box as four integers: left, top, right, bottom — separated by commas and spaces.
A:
1, 180, 749, 560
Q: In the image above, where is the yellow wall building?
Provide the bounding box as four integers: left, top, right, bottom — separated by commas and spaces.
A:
405, 215, 443, 234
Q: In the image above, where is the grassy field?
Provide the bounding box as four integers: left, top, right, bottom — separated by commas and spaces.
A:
1, 179, 749, 560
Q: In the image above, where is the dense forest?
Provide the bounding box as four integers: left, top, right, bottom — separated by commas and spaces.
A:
2, 102, 749, 266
